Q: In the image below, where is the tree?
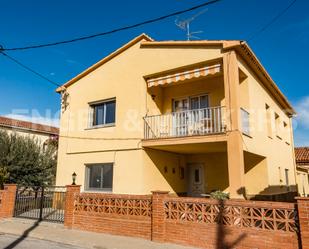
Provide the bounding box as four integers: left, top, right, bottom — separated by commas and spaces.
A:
0, 130, 57, 187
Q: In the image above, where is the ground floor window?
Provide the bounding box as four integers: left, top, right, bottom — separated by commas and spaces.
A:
85, 163, 113, 191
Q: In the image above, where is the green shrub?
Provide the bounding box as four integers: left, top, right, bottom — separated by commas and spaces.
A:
210, 190, 229, 200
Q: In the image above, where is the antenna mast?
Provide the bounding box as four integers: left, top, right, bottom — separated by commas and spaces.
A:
175, 9, 207, 41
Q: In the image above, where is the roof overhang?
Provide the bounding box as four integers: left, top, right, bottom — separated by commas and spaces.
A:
56, 35, 295, 116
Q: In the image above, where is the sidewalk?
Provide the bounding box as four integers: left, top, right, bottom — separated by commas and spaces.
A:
0, 218, 197, 249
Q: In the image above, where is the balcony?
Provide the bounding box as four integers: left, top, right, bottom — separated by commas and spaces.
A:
144, 106, 226, 140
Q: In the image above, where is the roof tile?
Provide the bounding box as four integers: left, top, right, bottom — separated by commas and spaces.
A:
0, 116, 59, 135
295, 147, 309, 166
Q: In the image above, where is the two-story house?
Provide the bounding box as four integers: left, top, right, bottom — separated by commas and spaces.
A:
55, 34, 297, 199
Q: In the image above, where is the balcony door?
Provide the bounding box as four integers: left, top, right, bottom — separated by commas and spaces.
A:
172, 98, 189, 136
172, 95, 209, 136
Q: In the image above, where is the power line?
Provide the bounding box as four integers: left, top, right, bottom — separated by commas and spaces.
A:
2, 0, 221, 51
0, 50, 60, 87
247, 0, 297, 42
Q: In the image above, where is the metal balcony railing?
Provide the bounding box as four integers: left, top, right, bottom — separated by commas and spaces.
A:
144, 106, 226, 140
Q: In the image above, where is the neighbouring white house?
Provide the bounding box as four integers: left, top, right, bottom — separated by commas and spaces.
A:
0, 116, 59, 145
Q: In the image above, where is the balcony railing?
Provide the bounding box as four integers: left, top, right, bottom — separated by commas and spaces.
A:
144, 106, 226, 140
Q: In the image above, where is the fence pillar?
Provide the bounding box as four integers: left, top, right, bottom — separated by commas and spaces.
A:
0, 184, 17, 218
296, 197, 309, 249
64, 185, 81, 228
151, 190, 169, 242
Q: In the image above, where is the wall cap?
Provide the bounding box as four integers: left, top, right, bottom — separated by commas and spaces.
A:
151, 190, 169, 194
295, 197, 309, 201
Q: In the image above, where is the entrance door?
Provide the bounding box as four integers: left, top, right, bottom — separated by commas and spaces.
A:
187, 163, 205, 197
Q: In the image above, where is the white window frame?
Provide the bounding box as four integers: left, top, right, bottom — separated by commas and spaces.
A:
241, 108, 250, 136
172, 94, 209, 112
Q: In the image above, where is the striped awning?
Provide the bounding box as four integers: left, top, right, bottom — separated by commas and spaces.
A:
147, 63, 221, 88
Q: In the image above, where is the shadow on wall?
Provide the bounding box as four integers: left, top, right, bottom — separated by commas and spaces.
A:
248, 185, 298, 202
145, 148, 187, 195
215, 199, 246, 249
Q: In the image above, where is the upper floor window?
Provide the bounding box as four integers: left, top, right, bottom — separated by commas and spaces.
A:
89, 99, 116, 127
275, 112, 281, 139
241, 108, 250, 136
265, 104, 272, 138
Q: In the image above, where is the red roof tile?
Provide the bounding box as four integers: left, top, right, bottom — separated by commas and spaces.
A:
295, 147, 309, 166
0, 116, 59, 135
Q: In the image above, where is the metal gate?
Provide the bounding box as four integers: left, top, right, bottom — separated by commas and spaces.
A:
14, 186, 66, 223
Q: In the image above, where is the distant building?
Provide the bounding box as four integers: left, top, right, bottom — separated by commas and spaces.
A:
0, 116, 59, 146
295, 147, 309, 197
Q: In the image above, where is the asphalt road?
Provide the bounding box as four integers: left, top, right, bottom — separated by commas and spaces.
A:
0, 234, 85, 249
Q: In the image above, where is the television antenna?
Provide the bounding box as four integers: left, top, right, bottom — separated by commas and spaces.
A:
175, 9, 207, 41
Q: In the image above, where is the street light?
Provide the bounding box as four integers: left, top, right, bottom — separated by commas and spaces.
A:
72, 172, 77, 185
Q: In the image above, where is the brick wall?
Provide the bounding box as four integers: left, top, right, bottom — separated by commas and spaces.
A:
63, 186, 308, 249
297, 197, 309, 249
0, 184, 17, 218
65, 187, 152, 239
163, 197, 299, 249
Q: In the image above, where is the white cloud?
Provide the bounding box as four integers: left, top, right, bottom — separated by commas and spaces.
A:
4, 114, 59, 127
294, 96, 309, 130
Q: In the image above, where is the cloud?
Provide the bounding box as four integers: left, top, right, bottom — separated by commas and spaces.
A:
4, 114, 59, 127
65, 59, 84, 67
294, 96, 309, 130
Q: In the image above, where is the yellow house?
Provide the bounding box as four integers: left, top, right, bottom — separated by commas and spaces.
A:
55, 34, 298, 199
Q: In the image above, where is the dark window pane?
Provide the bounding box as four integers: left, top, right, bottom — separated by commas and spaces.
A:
87, 164, 113, 190
103, 164, 113, 188
194, 169, 200, 183
105, 101, 116, 124
88, 165, 102, 188
94, 104, 105, 126
190, 97, 199, 110
200, 95, 209, 109
92, 100, 115, 126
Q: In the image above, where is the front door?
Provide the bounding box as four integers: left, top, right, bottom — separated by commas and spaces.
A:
187, 163, 205, 197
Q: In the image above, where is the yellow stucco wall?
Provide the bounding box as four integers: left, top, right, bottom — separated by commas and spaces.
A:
296, 168, 309, 197
238, 57, 297, 194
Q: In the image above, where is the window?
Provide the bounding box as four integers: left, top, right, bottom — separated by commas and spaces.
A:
179, 166, 185, 179
172, 94, 209, 112
90, 99, 116, 127
85, 163, 113, 191
194, 169, 200, 183
275, 112, 281, 139
265, 104, 272, 138
283, 121, 290, 144
241, 108, 250, 136
189, 95, 209, 110
285, 168, 290, 190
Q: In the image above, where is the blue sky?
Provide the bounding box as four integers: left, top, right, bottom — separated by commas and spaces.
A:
0, 0, 308, 146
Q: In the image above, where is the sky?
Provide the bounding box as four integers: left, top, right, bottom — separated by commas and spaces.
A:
0, 0, 308, 146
